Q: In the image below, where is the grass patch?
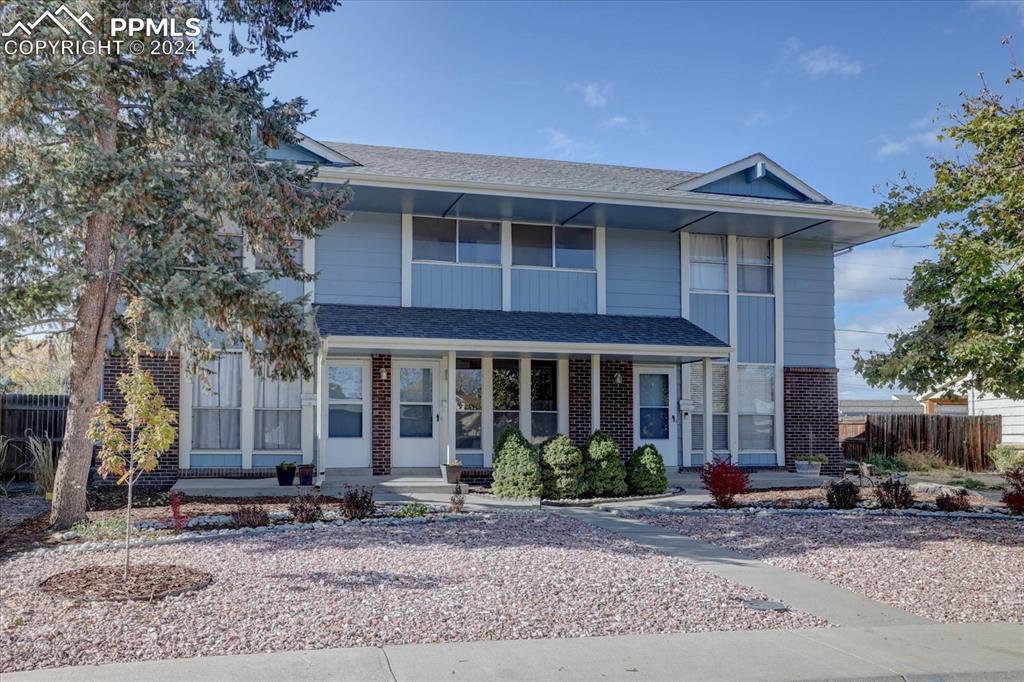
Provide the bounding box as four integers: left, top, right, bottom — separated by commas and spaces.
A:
866, 453, 907, 475
948, 477, 995, 491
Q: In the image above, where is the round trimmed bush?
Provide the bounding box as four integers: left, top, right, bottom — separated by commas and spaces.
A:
490, 427, 543, 499
582, 431, 627, 497
626, 444, 668, 495
540, 434, 586, 499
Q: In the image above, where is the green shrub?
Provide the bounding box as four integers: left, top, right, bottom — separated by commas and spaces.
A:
539, 435, 586, 499
493, 426, 531, 468
395, 502, 428, 518
795, 454, 828, 463
947, 477, 989, 491
989, 445, 1024, 473
490, 427, 543, 499
625, 444, 668, 495
582, 432, 628, 497
866, 452, 906, 475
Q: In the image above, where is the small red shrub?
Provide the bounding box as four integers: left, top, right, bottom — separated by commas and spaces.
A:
700, 460, 750, 508
1002, 467, 1024, 516
168, 492, 188, 531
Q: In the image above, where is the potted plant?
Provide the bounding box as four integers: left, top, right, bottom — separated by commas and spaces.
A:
440, 459, 463, 484
296, 463, 315, 486
794, 454, 827, 476
276, 461, 296, 486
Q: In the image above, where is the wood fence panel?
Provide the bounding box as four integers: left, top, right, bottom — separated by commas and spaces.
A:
862, 414, 1001, 472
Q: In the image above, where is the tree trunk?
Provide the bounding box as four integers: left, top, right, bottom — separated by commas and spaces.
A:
49, 96, 121, 529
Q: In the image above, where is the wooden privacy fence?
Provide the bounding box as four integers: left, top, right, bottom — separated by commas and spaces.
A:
0, 393, 68, 477
839, 414, 1002, 472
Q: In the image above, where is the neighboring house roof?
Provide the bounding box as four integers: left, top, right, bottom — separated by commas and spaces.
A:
316, 304, 728, 350
317, 142, 871, 215
839, 395, 925, 416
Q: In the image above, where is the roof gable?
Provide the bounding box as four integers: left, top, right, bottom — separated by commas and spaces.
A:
265, 135, 358, 167
671, 153, 829, 204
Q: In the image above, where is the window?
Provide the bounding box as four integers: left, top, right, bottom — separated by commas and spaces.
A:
689, 362, 729, 453
738, 365, 775, 450
737, 237, 773, 294
530, 360, 558, 445
492, 359, 520, 444
638, 373, 670, 440
255, 238, 303, 270
192, 353, 242, 450
398, 366, 433, 438
254, 374, 301, 450
512, 224, 595, 269
412, 217, 500, 265
328, 365, 364, 438
689, 234, 727, 291
455, 359, 483, 450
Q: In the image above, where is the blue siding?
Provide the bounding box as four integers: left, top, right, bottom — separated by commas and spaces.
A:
738, 453, 777, 466
190, 453, 243, 468
266, 142, 328, 164
412, 263, 502, 310
266, 277, 303, 301
458, 453, 485, 467
695, 171, 807, 201
783, 240, 835, 368
315, 212, 402, 306
689, 294, 729, 343
606, 229, 680, 316
737, 296, 776, 363
511, 269, 597, 313
252, 453, 302, 468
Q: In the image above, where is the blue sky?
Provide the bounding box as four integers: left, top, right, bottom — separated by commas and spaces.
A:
260, 0, 1019, 398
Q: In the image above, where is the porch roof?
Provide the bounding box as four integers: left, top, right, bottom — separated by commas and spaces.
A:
315, 304, 729, 357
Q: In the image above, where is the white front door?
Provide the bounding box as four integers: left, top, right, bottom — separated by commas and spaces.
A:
392, 359, 441, 468
634, 366, 678, 467
324, 359, 371, 468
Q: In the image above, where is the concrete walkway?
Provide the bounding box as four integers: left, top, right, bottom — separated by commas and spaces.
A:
8, 623, 1023, 681
554, 507, 929, 627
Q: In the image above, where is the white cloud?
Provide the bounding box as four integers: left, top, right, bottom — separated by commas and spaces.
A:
972, 0, 1024, 27
539, 127, 592, 159
834, 248, 928, 304
875, 129, 943, 159
567, 81, 611, 108
600, 114, 629, 130
797, 46, 863, 78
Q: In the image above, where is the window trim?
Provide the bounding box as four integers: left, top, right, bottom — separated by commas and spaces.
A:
411, 215, 502, 267
253, 373, 302, 453
455, 358, 484, 453
736, 361, 776, 453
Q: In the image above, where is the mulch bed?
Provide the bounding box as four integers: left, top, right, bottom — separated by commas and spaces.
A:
39, 563, 212, 602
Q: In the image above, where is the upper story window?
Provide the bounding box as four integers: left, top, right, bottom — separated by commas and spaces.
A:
512, 224, 595, 269
737, 237, 773, 294
690, 234, 727, 292
412, 217, 500, 265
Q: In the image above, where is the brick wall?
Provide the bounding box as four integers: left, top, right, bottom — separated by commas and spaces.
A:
784, 366, 843, 476
568, 358, 592, 446
96, 353, 180, 490
372, 354, 392, 475
600, 359, 633, 460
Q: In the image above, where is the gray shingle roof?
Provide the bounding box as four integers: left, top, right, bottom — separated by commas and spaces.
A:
316, 304, 728, 349
320, 141, 872, 215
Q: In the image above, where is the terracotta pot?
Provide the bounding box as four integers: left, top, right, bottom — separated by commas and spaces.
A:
296, 464, 315, 486
440, 463, 463, 484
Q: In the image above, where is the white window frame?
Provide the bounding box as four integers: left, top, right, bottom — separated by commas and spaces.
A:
253, 373, 303, 453
510, 222, 597, 272
189, 351, 243, 455
736, 236, 774, 296
737, 361, 777, 453
688, 233, 728, 293
454, 357, 485, 455
410, 215, 502, 268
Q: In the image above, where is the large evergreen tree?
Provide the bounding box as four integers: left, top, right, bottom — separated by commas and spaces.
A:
0, 1, 349, 527
855, 60, 1024, 401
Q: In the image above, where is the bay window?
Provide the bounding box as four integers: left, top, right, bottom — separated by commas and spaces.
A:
689, 234, 727, 291
192, 353, 242, 450
738, 364, 775, 450
455, 359, 483, 450
530, 360, 558, 445
412, 217, 500, 265
492, 359, 520, 443
512, 224, 595, 269
254, 374, 302, 451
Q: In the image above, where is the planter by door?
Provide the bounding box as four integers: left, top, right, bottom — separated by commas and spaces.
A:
441, 463, 463, 484
297, 464, 315, 486
276, 465, 296, 486
794, 461, 822, 476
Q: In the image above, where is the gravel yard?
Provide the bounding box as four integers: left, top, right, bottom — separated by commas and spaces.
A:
635, 512, 1024, 623
0, 512, 823, 673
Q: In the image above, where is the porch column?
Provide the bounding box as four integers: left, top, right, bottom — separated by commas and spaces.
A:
316, 343, 328, 479
446, 351, 457, 464
703, 357, 714, 462
590, 354, 601, 432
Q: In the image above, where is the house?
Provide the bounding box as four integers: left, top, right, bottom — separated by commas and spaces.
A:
110, 140, 913, 488
967, 391, 1023, 446
915, 388, 968, 416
